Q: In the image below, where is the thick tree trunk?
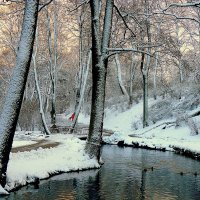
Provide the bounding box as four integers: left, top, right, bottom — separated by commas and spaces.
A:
0, 0, 38, 187
85, 0, 114, 161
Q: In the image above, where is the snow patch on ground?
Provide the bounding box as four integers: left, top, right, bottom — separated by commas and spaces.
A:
12, 141, 37, 148
5, 134, 99, 192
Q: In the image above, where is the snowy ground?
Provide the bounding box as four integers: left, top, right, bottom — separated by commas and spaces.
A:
2, 97, 200, 194
78, 98, 200, 155
12, 140, 37, 148
1, 133, 99, 194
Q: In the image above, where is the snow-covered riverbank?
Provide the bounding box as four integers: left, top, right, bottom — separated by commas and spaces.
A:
79, 98, 200, 158
2, 96, 200, 194
1, 134, 99, 194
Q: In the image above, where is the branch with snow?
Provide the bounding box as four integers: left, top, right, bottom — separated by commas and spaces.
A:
107, 48, 155, 58
162, 2, 200, 12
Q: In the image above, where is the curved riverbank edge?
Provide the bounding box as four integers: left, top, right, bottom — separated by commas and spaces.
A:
102, 140, 200, 161
0, 135, 100, 195
2, 165, 100, 196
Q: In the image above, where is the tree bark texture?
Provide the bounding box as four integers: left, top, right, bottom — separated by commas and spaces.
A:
85, 0, 114, 161
0, 0, 38, 187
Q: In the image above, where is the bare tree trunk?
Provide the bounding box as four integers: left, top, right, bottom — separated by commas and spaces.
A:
74, 20, 84, 115
114, 53, 129, 99
141, 53, 149, 128
44, 80, 52, 113
73, 2, 89, 118
129, 53, 136, 105
33, 29, 51, 135
51, 0, 58, 125
178, 61, 183, 99
153, 21, 162, 100
141, 0, 151, 128
153, 51, 158, 100
175, 20, 183, 99
85, 0, 114, 162
71, 50, 91, 132
46, 6, 57, 126
0, 0, 38, 187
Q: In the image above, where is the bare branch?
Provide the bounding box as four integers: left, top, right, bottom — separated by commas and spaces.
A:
162, 2, 200, 12
114, 4, 136, 37
68, 0, 90, 12
38, 0, 53, 12
153, 11, 200, 24
128, 14, 145, 31
107, 48, 155, 58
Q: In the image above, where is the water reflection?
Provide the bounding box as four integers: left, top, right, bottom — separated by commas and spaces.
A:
1, 146, 200, 200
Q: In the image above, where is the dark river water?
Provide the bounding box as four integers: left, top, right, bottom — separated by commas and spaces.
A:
2, 145, 200, 200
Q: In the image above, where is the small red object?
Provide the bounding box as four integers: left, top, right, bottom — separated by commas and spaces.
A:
69, 112, 75, 121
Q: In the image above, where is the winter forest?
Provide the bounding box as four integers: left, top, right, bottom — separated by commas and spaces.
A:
0, 0, 200, 199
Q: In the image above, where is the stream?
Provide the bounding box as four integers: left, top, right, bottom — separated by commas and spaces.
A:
2, 145, 200, 200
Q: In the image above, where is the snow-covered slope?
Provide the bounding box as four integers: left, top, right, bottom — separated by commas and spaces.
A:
79, 97, 200, 155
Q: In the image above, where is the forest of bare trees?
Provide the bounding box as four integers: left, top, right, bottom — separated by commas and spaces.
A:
0, 0, 200, 189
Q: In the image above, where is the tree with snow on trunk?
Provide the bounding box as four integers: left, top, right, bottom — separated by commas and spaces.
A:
0, 0, 39, 189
